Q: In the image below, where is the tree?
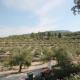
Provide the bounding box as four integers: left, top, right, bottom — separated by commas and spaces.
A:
71, 0, 80, 15
54, 33, 57, 38
47, 32, 51, 39
65, 74, 80, 80
5, 47, 33, 72
58, 33, 62, 38
30, 33, 35, 38
54, 48, 73, 69
37, 32, 44, 40
41, 47, 54, 70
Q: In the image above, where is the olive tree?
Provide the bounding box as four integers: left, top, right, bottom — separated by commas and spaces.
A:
54, 48, 73, 69
5, 47, 33, 72
41, 47, 54, 70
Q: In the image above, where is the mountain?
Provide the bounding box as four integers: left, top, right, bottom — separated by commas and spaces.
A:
45, 30, 71, 32
45, 30, 71, 34
0, 30, 80, 40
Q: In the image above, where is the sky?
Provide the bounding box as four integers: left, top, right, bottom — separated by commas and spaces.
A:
0, 0, 80, 37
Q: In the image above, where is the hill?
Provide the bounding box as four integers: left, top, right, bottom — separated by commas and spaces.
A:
65, 31, 80, 39
0, 30, 79, 52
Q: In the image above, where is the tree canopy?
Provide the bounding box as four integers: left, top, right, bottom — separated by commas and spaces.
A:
71, 0, 80, 15
5, 47, 33, 72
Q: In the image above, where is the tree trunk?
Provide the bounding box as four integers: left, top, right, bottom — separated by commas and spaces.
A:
19, 63, 23, 73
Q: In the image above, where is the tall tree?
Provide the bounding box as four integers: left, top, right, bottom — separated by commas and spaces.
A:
58, 33, 62, 38
47, 32, 51, 40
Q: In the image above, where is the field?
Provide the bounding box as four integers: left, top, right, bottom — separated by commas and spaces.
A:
0, 31, 80, 80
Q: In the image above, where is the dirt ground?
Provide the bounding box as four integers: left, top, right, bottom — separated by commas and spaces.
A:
0, 60, 57, 76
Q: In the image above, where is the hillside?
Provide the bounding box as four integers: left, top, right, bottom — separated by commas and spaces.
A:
0, 30, 80, 49
0, 30, 80, 79
0, 30, 79, 53
65, 31, 80, 39
0, 30, 79, 44
0, 30, 71, 40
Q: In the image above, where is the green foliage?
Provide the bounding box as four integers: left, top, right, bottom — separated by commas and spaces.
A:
58, 33, 62, 38
30, 33, 35, 38
0, 48, 6, 53
41, 47, 54, 62
5, 47, 33, 72
71, 0, 80, 15
0, 30, 80, 76
65, 74, 80, 80
54, 48, 73, 69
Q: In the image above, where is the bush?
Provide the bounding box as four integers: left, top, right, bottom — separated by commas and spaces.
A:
65, 74, 80, 80
54, 48, 73, 69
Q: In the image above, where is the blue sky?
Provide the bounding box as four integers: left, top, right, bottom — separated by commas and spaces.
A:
0, 0, 80, 37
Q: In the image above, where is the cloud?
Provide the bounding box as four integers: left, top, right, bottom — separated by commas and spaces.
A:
2, 0, 46, 11
36, 0, 65, 17
35, 0, 65, 30
0, 0, 66, 37
2, 0, 65, 11
0, 25, 57, 37
0, 25, 79, 37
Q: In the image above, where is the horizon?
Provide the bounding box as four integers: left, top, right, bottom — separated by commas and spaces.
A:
0, 0, 80, 37
0, 29, 79, 38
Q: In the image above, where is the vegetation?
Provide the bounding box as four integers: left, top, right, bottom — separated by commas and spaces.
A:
54, 48, 73, 68
71, 0, 80, 15
65, 74, 80, 80
0, 30, 80, 79
4, 47, 33, 72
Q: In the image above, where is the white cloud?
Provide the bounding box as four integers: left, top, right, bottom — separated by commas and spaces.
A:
0, 25, 79, 37
0, 25, 57, 37
36, 0, 65, 17
2, 0, 46, 11
35, 0, 65, 30
0, 0, 66, 37
2, 0, 65, 11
